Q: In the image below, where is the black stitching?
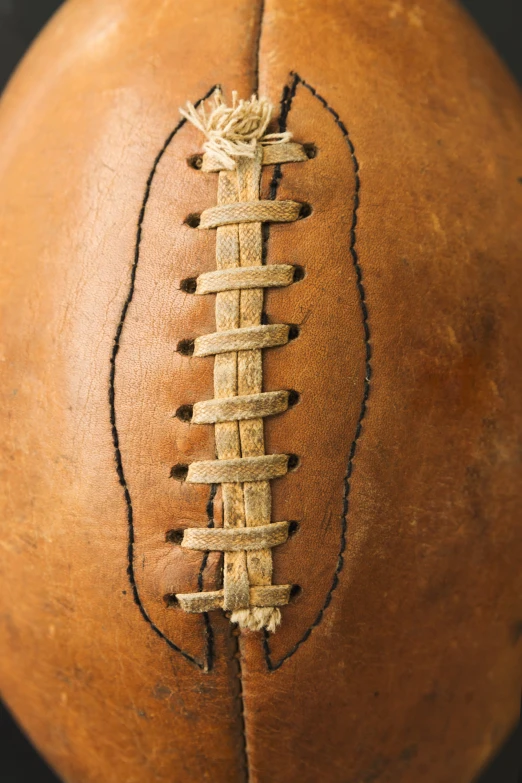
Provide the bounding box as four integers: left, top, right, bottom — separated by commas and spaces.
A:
232, 628, 250, 783
109, 84, 218, 673
197, 483, 218, 589
263, 73, 372, 672
199, 483, 218, 673
263, 74, 299, 281
253, 0, 265, 96
268, 73, 299, 201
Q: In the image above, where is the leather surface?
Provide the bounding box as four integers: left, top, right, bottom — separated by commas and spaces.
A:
0, 0, 521, 781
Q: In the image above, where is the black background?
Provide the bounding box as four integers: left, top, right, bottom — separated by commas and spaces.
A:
0, 1, 521, 781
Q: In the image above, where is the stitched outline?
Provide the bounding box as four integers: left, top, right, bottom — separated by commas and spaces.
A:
109, 84, 218, 673
232, 628, 250, 783
110, 71, 370, 676
197, 483, 218, 592
199, 483, 218, 663
252, 0, 265, 97
262, 73, 372, 672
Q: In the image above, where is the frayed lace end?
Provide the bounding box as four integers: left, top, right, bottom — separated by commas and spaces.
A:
230, 607, 282, 634
180, 88, 292, 170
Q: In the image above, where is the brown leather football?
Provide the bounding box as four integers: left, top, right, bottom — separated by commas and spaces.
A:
0, 1, 521, 781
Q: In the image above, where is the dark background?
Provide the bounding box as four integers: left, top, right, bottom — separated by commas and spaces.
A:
0, 0, 521, 781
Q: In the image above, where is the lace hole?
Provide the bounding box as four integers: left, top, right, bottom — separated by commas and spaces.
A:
163, 593, 179, 607
298, 202, 312, 220
184, 213, 201, 228
288, 324, 300, 341
287, 454, 300, 471
287, 390, 300, 407
288, 520, 300, 536
165, 529, 185, 544
180, 277, 198, 294
187, 154, 203, 170
303, 143, 317, 159
290, 584, 302, 600
292, 265, 305, 283
175, 404, 193, 422
177, 339, 195, 356
170, 463, 189, 481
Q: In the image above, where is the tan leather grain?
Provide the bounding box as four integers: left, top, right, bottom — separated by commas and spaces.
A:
0, 0, 521, 781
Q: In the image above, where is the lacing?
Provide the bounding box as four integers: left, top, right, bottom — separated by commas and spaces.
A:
171, 90, 309, 632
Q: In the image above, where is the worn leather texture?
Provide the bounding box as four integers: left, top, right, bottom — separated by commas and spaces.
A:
0, 1, 521, 781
